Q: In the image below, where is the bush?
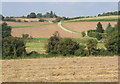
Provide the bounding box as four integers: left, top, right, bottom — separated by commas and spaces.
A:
3, 37, 27, 58
24, 20, 28, 22
4, 18, 16, 22
57, 38, 79, 56
22, 34, 29, 39
46, 31, 61, 54
17, 19, 21, 22
87, 30, 102, 40
75, 45, 88, 56
82, 31, 86, 37
27, 51, 39, 56
39, 19, 47, 22
87, 39, 98, 55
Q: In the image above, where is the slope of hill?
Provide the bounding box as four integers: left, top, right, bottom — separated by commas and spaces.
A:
64, 16, 118, 22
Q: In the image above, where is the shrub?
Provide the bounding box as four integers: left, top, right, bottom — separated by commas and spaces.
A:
27, 51, 39, 56
75, 45, 88, 56
3, 37, 27, 58
87, 39, 98, 55
57, 38, 79, 56
82, 31, 86, 37
17, 19, 21, 22
24, 20, 28, 22
46, 31, 61, 54
87, 30, 102, 40
22, 34, 29, 39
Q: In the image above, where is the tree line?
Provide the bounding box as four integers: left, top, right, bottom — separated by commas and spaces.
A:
98, 11, 118, 16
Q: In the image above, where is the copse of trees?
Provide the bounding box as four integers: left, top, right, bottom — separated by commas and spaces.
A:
2, 22, 27, 58
87, 22, 104, 40
3, 37, 27, 58
105, 22, 119, 55
27, 11, 57, 18
46, 31, 88, 56
98, 11, 118, 16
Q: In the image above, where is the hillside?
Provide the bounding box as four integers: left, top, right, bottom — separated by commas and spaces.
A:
64, 16, 118, 22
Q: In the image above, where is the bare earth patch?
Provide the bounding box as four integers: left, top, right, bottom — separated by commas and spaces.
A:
62, 22, 117, 32
2, 56, 118, 82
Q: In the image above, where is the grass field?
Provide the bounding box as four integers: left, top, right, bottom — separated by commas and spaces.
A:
25, 38, 105, 55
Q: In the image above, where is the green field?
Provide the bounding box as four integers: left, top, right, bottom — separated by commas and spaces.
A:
25, 38, 105, 54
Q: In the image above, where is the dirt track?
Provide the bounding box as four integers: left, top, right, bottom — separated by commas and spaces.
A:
2, 56, 118, 82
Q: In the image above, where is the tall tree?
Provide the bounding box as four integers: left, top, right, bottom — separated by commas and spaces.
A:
96, 22, 104, 33
105, 23, 112, 33
105, 22, 120, 55
2, 22, 11, 38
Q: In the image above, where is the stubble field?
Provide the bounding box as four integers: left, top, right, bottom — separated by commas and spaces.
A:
2, 56, 118, 82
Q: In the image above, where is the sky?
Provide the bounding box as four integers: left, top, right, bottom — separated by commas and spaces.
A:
2, 2, 118, 17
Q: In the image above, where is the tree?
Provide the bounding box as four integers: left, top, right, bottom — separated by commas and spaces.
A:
29, 12, 36, 18
57, 38, 79, 56
105, 23, 112, 33
87, 39, 98, 55
36, 13, 42, 18
3, 37, 27, 58
105, 22, 120, 55
82, 31, 86, 37
2, 22, 11, 38
96, 22, 104, 33
0, 14, 4, 21
46, 31, 61, 54
2, 23, 27, 58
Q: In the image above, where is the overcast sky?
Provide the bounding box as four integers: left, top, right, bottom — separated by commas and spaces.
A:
2, 2, 118, 17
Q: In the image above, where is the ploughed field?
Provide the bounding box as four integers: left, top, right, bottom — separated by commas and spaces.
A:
2, 56, 118, 82
6, 21, 117, 38
62, 22, 117, 32
6, 22, 82, 38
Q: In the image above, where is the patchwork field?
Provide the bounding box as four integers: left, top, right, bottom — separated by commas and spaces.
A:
62, 22, 117, 32
2, 56, 118, 82
11, 23, 82, 38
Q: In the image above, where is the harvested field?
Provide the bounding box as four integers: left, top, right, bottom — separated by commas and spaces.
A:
5, 21, 49, 27
12, 24, 82, 38
62, 22, 117, 32
2, 56, 118, 82
13, 18, 56, 22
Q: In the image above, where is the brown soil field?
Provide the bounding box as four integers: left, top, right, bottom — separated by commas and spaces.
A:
62, 22, 117, 32
12, 24, 81, 38
2, 56, 118, 82
14, 18, 56, 22
5, 21, 49, 27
